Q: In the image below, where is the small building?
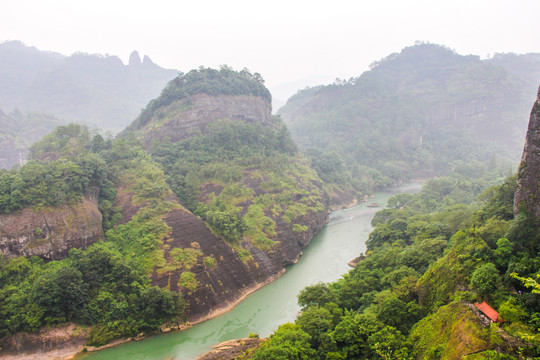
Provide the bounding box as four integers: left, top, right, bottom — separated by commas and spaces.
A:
474, 301, 505, 323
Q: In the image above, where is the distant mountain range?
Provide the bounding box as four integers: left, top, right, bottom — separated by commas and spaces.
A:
0, 41, 178, 134
0, 40, 179, 169
278, 43, 540, 196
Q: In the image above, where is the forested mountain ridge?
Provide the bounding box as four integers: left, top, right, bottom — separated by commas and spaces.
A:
0, 68, 329, 355
0, 41, 178, 133
121, 67, 329, 310
246, 87, 540, 359
279, 44, 540, 205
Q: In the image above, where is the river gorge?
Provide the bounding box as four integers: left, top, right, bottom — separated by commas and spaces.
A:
77, 183, 422, 360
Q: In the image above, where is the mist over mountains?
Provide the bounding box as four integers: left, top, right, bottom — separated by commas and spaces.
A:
278, 44, 540, 199
0, 41, 178, 133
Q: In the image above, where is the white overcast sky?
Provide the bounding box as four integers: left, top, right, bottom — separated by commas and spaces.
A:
1, 0, 539, 102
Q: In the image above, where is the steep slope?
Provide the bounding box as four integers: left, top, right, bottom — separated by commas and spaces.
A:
0, 41, 178, 133
120, 67, 329, 320
514, 86, 540, 217
279, 44, 540, 201
0, 125, 113, 259
0, 195, 103, 260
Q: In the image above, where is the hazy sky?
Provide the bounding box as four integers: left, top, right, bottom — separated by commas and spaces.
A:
2, 0, 539, 102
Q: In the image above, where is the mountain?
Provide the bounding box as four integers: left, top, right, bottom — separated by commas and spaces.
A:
514, 86, 540, 218
0, 41, 178, 133
278, 43, 540, 204
247, 85, 540, 360
121, 67, 328, 317
0, 68, 329, 353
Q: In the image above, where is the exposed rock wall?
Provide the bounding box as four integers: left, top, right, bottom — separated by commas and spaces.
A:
0, 323, 89, 360
0, 196, 103, 260
155, 206, 268, 320
514, 86, 540, 217
116, 187, 327, 321
139, 94, 273, 147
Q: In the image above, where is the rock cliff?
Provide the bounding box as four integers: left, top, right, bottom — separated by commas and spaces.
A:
118, 68, 329, 320
0, 196, 103, 260
138, 93, 273, 148
115, 179, 327, 321
514, 86, 540, 217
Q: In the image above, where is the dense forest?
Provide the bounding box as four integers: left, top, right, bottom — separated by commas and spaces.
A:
0, 68, 328, 350
279, 43, 540, 202
249, 168, 540, 359
0, 44, 539, 360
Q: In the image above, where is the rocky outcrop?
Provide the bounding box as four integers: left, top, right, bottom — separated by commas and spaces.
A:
197, 338, 263, 360
118, 70, 329, 321
0, 196, 103, 260
138, 94, 273, 148
514, 86, 540, 217
0, 323, 89, 360
154, 205, 269, 319
116, 184, 327, 321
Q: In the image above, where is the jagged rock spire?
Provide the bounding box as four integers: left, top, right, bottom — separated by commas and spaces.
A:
514, 86, 540, 217
129, 50, 142, 67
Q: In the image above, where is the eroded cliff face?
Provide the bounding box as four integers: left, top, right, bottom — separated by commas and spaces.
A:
514, 86, 540, 217
118, 72, 329, 320
139, 94, 273, 148
117, 182, 327, 321
0, 196, 103, 260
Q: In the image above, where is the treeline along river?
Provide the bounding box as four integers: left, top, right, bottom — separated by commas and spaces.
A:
77, 183, 422, 360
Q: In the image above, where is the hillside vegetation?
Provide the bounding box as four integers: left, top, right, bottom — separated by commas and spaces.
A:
0, 68, 329, 350
0, 125, 186, 346
251, 168, 540, 359
279, 44, 540, 202
126, 67, 326, 253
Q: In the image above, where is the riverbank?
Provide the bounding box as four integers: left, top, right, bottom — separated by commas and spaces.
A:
0, 269, 287, 360
6, 185, 422, 360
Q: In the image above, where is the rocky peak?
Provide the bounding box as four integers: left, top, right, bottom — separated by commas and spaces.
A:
514, 86, 540, 217
142, 55, 154, 66
128, 50, 142, 67
122, 67, 273, 146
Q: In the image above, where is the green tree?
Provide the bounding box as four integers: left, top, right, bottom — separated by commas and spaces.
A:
297, 282, 336, 309
31, 266, 88, 323
470, 262, 499, 299
251, 323, 316, 360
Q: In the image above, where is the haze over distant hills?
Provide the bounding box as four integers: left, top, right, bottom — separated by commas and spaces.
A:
0, 40, 178, 133
278, 43, 540, 202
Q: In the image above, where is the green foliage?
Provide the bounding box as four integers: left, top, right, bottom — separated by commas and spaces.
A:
251, 323, 316, 360
178, 271, 199, 292
410, 301, 498, 359
470, 263, 500, 299
29, 123, 91, 159
0, 242, 186, 342
202, 256, 217, 268
260, 171, 540, 358
0, 132, 192, 342
298, 282, 337, 309
417, 230, 490, 309
280, 44, 528, 194
126, 67, 271, 132
149, 118, 323, 251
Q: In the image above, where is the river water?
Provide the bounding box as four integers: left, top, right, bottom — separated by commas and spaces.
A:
77, 183, 422, 360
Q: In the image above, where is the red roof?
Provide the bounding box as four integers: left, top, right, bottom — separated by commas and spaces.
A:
475, 302, 504, 323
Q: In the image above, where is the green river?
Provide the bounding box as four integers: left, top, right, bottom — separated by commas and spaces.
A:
77, 183, 422, 360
